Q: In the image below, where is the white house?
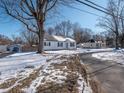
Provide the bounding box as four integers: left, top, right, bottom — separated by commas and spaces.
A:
77, 39, 106, 48
43, 35, 76, 50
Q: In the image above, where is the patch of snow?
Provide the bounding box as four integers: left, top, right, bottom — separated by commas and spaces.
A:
77, 74, 92, 93
0, 51, 94, 93
24, 58, 67, 93
66, 38, 75, 42
52, 35, 66, 42
7, 52, 36, 57
0, 52, 54, 92
46, 48, 112, 55
92, 49, 124, 64
52, 35, 75, 42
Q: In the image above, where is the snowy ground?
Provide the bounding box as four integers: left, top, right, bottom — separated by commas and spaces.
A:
0, 49, 95, 93
92, 49, 124, 65
0, 52, 54, 92
46, 48, 112, 55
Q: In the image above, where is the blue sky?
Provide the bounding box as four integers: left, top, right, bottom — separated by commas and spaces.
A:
0, 0, 107, 38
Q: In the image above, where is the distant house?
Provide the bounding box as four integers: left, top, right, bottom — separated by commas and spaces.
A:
7, 44, 22, 53
77, 39, 106, 48
43, 35, 76, 50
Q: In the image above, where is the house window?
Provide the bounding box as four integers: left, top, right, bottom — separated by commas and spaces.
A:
58, 42, 63, 47
44, 42, 46, 46
61, 42, 63, 47
70, 42, 75, 47
96, 43, 99, 47
49, 42, 51, 46
44, 42, 51, 46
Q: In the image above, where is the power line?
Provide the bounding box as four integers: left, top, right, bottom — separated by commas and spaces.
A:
75, 0, 110, 15
64, 4, 106, 18
61, 0, 124, 21
84, 0, 108, 12
75, 0, 124, 20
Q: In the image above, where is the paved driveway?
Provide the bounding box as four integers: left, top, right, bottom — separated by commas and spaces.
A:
79, 53, 124, 93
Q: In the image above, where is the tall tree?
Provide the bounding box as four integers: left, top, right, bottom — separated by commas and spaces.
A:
0, 0, 58, 53
21, 30, 38, 46
73, 23, 92, 43
98, 0, 124, 49
54, 20, 73, 37
47, 27, 54, 35
12, 35, 24, 44
0, 34, 12, 45
119, 0, 124, 47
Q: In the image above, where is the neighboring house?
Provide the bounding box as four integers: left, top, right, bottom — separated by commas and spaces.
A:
43, 35, 76, 50
7, 44, 22, 53
77, 39, 106, 48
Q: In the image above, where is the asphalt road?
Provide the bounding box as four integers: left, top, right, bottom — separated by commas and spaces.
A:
79, 53, 124, 93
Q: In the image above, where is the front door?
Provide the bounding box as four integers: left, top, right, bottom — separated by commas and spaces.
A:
66, 43, 68, 49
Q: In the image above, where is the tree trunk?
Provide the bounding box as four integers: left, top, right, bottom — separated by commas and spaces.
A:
115, 33, 119, 49
120, 34, 124, 48
37, 21, 45, 53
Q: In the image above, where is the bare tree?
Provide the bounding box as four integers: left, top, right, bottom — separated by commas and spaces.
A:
73, 23, 92, 44
0, 34, 12, 45
119, 0, 124, 47
12, 35, 24, 44
54, 20, 73, 37
47, 27, 55, 35
21, 30, 38, 46
98, 0, 124, 49
0, 0, 58, 53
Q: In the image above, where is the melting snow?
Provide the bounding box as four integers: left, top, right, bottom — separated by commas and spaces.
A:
46, 48, 112, 55
0, 48, 100, 93
92, 49, 124, 64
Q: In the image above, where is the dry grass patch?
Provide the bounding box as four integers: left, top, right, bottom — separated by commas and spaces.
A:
36, 55, 88, 93
89, 79, 106, 93
7, 67, 42, 93
36, 73, 79, 93
0, 54, 104, 93
0, 78, 17, 89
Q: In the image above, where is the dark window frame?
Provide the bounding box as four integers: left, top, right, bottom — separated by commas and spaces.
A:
70, 42, 75, 47
44, 42, 51, 46
58, 42, 63, 47
44, 42, 46, 46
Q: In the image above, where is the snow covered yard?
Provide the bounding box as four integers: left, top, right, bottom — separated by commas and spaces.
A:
0, 51, 93, 93
92, 49, 124, 64
46, 48, 112, 55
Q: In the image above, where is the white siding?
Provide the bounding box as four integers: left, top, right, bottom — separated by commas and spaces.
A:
66, 41, 76, 49
43, 41, 65, 50
43, 41, 76, 50
78, 42, 106, 48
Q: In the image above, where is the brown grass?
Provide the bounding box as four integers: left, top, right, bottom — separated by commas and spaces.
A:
0, 78, 17, 89
89, 79, 106, 93
36, 73, 79, 93
36, 55, 88, 93
6, 67, 42, 93
0, 55, 105, 93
